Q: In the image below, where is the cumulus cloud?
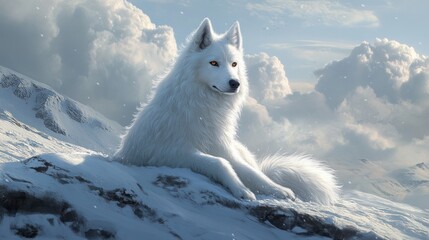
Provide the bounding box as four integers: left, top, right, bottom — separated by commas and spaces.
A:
401, 58, 429, 103
246, 0, 379, 27
0, 0, 177, 125
308, 39, 429, 166
239, 60, 343, 157
244, 53, 292, 103
238, 39, 429, 177
239, 97, 289, 154
342, 88, 397, 141
240, 92, 345, 159
315, 38, 428, 107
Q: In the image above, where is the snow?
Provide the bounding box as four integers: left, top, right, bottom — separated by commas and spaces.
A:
0, 152, 296, 239
0, 109, 90, 163
1, 151, 428, 239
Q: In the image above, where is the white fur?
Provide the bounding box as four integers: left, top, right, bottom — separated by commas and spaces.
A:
114, 18, 340, 204
260, 154, 340, 204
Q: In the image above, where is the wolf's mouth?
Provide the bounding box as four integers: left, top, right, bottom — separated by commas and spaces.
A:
212, 85, 239, 95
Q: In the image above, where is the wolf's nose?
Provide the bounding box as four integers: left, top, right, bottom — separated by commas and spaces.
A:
229, 79, 240, 89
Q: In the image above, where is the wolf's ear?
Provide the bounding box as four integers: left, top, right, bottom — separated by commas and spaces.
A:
226, 21, 242, 50
192, 18, 213, 51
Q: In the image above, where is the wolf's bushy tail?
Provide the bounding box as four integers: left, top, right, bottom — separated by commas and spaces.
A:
260, 154, 340, 204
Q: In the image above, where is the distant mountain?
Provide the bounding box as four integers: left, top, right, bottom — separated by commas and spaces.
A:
338, 159, 429, 210
0, 66, 123, 154
392, 162, 429, 189
390, 162, 429, 209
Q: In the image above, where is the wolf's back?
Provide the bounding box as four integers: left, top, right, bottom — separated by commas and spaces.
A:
260, 154, 340, 204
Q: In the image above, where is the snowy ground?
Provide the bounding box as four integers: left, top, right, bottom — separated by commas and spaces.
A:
1, 112, 428, 239
1, 152, 428, 239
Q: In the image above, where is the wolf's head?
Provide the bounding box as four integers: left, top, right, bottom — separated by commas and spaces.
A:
187, 18, 247, 97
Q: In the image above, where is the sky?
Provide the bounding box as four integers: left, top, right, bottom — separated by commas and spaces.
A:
0, 0, 428, 208
131, 0, 429, 88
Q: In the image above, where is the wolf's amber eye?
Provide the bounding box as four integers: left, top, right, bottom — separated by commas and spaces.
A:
209, 61, 219, 67
231, 62, 237, 67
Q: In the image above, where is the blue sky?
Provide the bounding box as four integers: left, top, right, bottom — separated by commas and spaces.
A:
131, 0, 429, 86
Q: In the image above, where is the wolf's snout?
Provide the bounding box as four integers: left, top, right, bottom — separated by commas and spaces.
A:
229, 79, 240, 89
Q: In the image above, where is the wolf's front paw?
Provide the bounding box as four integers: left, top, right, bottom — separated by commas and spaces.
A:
272, 187, 295, 201
231, 187, 256, 200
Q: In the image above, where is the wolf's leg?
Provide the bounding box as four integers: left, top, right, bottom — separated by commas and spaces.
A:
181, 151, 256, 200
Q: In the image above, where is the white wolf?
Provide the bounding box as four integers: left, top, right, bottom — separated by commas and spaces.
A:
114, 18, 339, 204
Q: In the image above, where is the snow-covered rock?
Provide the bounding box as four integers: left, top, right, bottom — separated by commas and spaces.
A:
0, 66, 123, 154
1, 153, 427, 239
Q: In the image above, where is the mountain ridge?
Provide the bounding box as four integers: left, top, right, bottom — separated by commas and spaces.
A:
0, 65, 123, 154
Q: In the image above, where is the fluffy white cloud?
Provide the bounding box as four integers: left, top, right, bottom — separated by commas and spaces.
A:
401, 58, 429, 103
315, 38, 428, 107
245, 53, 292, 103
308, 39, 429, 167
239, 97, 288, 154
0, 0, 177, 125
337, 88, 397, 155
238, 39, 429, 185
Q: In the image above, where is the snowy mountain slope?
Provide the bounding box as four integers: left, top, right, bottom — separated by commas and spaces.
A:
0, 153, 428, 239
391, 162, 429, 209
0, 108, 91, 163
392, 162, 429, 189
0, 65, 123, 154
337, 159, 408, 199
336, 159, 429, 210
